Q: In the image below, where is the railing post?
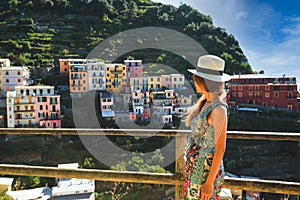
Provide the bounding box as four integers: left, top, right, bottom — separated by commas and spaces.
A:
175, 134, 186, 200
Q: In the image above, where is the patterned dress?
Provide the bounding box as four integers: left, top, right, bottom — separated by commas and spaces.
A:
183, 101, 228, 200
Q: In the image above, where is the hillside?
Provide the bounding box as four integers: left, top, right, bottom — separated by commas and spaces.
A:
0, 0, 253, 81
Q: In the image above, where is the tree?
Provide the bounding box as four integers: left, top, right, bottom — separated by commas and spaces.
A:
8, 0, 19, 8
29, 176, 41, 188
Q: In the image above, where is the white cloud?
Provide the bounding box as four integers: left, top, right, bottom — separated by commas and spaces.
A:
235, 11, 248, 20
153, 0, 300, 85
282, 23, 300, 35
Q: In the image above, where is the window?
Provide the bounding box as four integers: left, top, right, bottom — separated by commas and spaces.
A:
40, 105, 43, 110
6, 79, 9, 83
238, 86, 242, 90
265, 92, 270, 98
238, 92, 243, 97
5, 71, 9, 75
265, 85, 270, 90
274, 92, 279, 98
17, 71, 21, 75
47, 89, 51, 94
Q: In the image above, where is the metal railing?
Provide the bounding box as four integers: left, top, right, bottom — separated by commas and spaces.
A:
0, 128, 299, 199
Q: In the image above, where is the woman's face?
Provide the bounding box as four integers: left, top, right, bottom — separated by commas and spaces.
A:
194, 75, 207, 94
194, 75, 224, 94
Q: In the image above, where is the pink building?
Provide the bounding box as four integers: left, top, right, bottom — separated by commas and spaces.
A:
35, 95, 61, 128
124, 58, 143, 87
161, 75, 172, 89
100, 91, 115, 119
6, 86, 61, 128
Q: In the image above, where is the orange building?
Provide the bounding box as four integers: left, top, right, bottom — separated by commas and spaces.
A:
59, 59, 87, 75
69, 64, 89, 93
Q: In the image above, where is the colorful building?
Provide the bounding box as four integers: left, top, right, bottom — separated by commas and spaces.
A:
2, 66, 30, 97
148, 76, 161, 89
124, 57, 143, 87
173, 94, 193, 115
227, 74, 298, 110
161, 74, 185, 89
150, 90, 174, 124
129, 88, 151, 122
0, 58, 11, 98
59, 58, 87, 75
105, 64, 127, 93
69, 62, 89, 94
6, 86, 61, 128
87, 60, 106, 91
130, 77, 149, 91
100, 91, 115, 119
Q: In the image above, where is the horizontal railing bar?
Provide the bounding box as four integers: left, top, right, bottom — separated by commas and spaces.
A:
227, 131, 300, 142
0, 164, 299, 195
0, 164, 184, 185
223, 177, 300, 196
0, 128, 300, 141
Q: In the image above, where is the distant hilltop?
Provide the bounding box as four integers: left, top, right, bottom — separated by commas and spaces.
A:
0, 0, 252, 78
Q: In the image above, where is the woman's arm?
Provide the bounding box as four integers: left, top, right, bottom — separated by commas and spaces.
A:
200, 105, 228, 200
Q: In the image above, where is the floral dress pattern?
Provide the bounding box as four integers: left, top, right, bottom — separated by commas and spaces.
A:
183, 101, 228, 200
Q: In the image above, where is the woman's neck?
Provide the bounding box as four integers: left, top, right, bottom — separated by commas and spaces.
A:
206, 93, 222, 103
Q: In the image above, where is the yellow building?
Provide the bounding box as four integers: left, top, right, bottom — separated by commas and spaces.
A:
105, 64, 127, 93
148, 76, 161, 89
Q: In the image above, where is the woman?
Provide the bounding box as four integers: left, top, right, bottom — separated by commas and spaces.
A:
184, 55, 231, 200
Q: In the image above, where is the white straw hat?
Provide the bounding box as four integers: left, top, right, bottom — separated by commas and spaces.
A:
187, 55, 231, 82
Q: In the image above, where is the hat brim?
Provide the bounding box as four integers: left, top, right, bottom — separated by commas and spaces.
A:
187, 69, 231, 82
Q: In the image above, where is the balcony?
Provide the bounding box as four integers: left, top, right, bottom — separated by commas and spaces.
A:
110, 70, 123, 74
14, 109, 35, 113
0, 128, 299, 199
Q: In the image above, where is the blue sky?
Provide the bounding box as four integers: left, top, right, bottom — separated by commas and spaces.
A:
152, 0, 300, 86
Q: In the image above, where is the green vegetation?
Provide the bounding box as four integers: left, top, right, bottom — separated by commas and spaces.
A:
0, 0, 253, 83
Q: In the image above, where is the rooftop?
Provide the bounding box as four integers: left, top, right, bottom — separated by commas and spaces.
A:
231, 74, 296, 79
